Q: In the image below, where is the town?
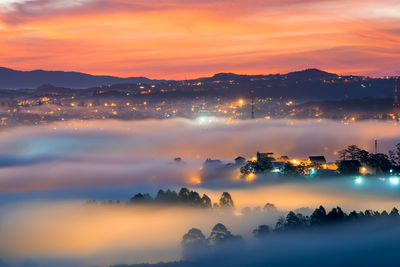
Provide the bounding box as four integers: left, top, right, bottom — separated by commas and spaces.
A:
1, 68, 400, 127
196, 143, 400, 184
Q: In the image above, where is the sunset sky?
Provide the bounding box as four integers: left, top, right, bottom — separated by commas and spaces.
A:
0, 0, 400, 79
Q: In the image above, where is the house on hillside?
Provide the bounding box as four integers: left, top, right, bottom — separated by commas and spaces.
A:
307, 156, 326, 165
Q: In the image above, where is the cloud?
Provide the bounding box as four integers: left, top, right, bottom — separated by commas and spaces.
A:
0, 0, 400, 78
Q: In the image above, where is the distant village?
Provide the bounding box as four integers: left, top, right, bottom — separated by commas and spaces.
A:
188, 143, 400, 182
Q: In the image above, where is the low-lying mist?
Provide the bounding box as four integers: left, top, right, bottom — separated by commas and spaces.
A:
1, 182, 400, 267
1, 118, 400, 266
0, 118, 399, 196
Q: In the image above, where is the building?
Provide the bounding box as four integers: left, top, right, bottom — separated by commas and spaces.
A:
234, 156, 246, 166
307, 156, 326, 165
204, 158, 223, 166
257, 152, 274, 162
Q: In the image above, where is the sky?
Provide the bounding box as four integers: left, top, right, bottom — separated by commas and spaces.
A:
0, 0, 400, 79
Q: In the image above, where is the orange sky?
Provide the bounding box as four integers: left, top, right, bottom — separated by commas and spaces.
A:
0, 0, 400, 79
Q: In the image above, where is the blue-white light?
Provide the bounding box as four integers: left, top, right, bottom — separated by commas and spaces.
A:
196, 116, 215, 124
389, 177, 399, 186
354, 177, 363, 185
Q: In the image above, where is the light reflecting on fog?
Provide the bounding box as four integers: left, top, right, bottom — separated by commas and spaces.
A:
0, 118, 400, 266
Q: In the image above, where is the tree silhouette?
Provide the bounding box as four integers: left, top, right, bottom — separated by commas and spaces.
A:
390, 207, 399, 216
219, 192, 234, 208
201, 194, 212, 208
252, 225, 270, 238
310, 205, 327, 226
130, 193, 152, 203
207, 223, 242, 245
263, 203, 278, 213
178, 188, 190, 202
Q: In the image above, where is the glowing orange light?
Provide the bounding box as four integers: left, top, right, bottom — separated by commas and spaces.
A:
246, 173, 255, 182
190, 176, 201, 185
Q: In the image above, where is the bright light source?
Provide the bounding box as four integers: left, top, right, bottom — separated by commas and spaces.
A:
389, 177, 399, 185
246, 173, 255, 182
310, 168, 316, 175
196, 116, 215, 124
291, 159, 299, 165
355, 177, 363, 185
271, 168, 280, 173
190, 176, 201, 185
360, 167, 367, 174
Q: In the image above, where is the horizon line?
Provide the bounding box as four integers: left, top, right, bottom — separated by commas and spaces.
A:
1, 66, 399, 81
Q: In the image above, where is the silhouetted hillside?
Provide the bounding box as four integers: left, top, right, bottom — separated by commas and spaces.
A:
0, 67, 160, 89
0, 67, 397, 100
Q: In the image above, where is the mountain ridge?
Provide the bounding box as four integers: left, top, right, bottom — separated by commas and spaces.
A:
0, 67, 163, 89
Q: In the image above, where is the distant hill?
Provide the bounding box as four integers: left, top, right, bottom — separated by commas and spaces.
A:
200, 69, 338, 82
0, 67, 162, 89
0, 67, 397, 100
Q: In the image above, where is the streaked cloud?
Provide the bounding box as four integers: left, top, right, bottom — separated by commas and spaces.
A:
0, 0, 399, 78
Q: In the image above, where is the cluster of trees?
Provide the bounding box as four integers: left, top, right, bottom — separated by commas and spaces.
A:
130, 188, 234, 209
182, 204, 400, 254
253, 205, 400, 237
181, 223, 242, 259
85, 188, 235, 209
240, 157, 273, 176
337, 145, 393, 174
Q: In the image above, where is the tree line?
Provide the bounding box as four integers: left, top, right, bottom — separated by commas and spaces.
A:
182, 204, 400, 254
86, 188, 234, 209
254, 205, 400, 237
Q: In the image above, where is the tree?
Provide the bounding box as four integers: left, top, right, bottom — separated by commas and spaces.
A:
252, 225, 270, 238
367, 153, 393, 173
263, 203, 278, 213
219, 192, 234, 208
156, 189, 178, 203
240, 159, 273, 176
201, 194, 212, 208
326, 207, 346, 223
283, 162, 297, 176
130, 193, 152, 203
274, 216, 286, 232
337, 160, 361, 175
390, 207, 399, 216
389, 143, 400, 166
182, 228, 207, 247
181, 228, 208, 260
357, 149, 370, 164
346, 145, 362, 160
338, 145, 365, 161
310, 205, 327, 226
348, 210, 359, 221
284, 211, 303, 230
178, 187, 190, 202
188, 191, 202, 206
207, 223, 242, 245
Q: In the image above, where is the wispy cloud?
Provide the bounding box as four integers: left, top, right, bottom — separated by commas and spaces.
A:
0, 0, 399, 78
